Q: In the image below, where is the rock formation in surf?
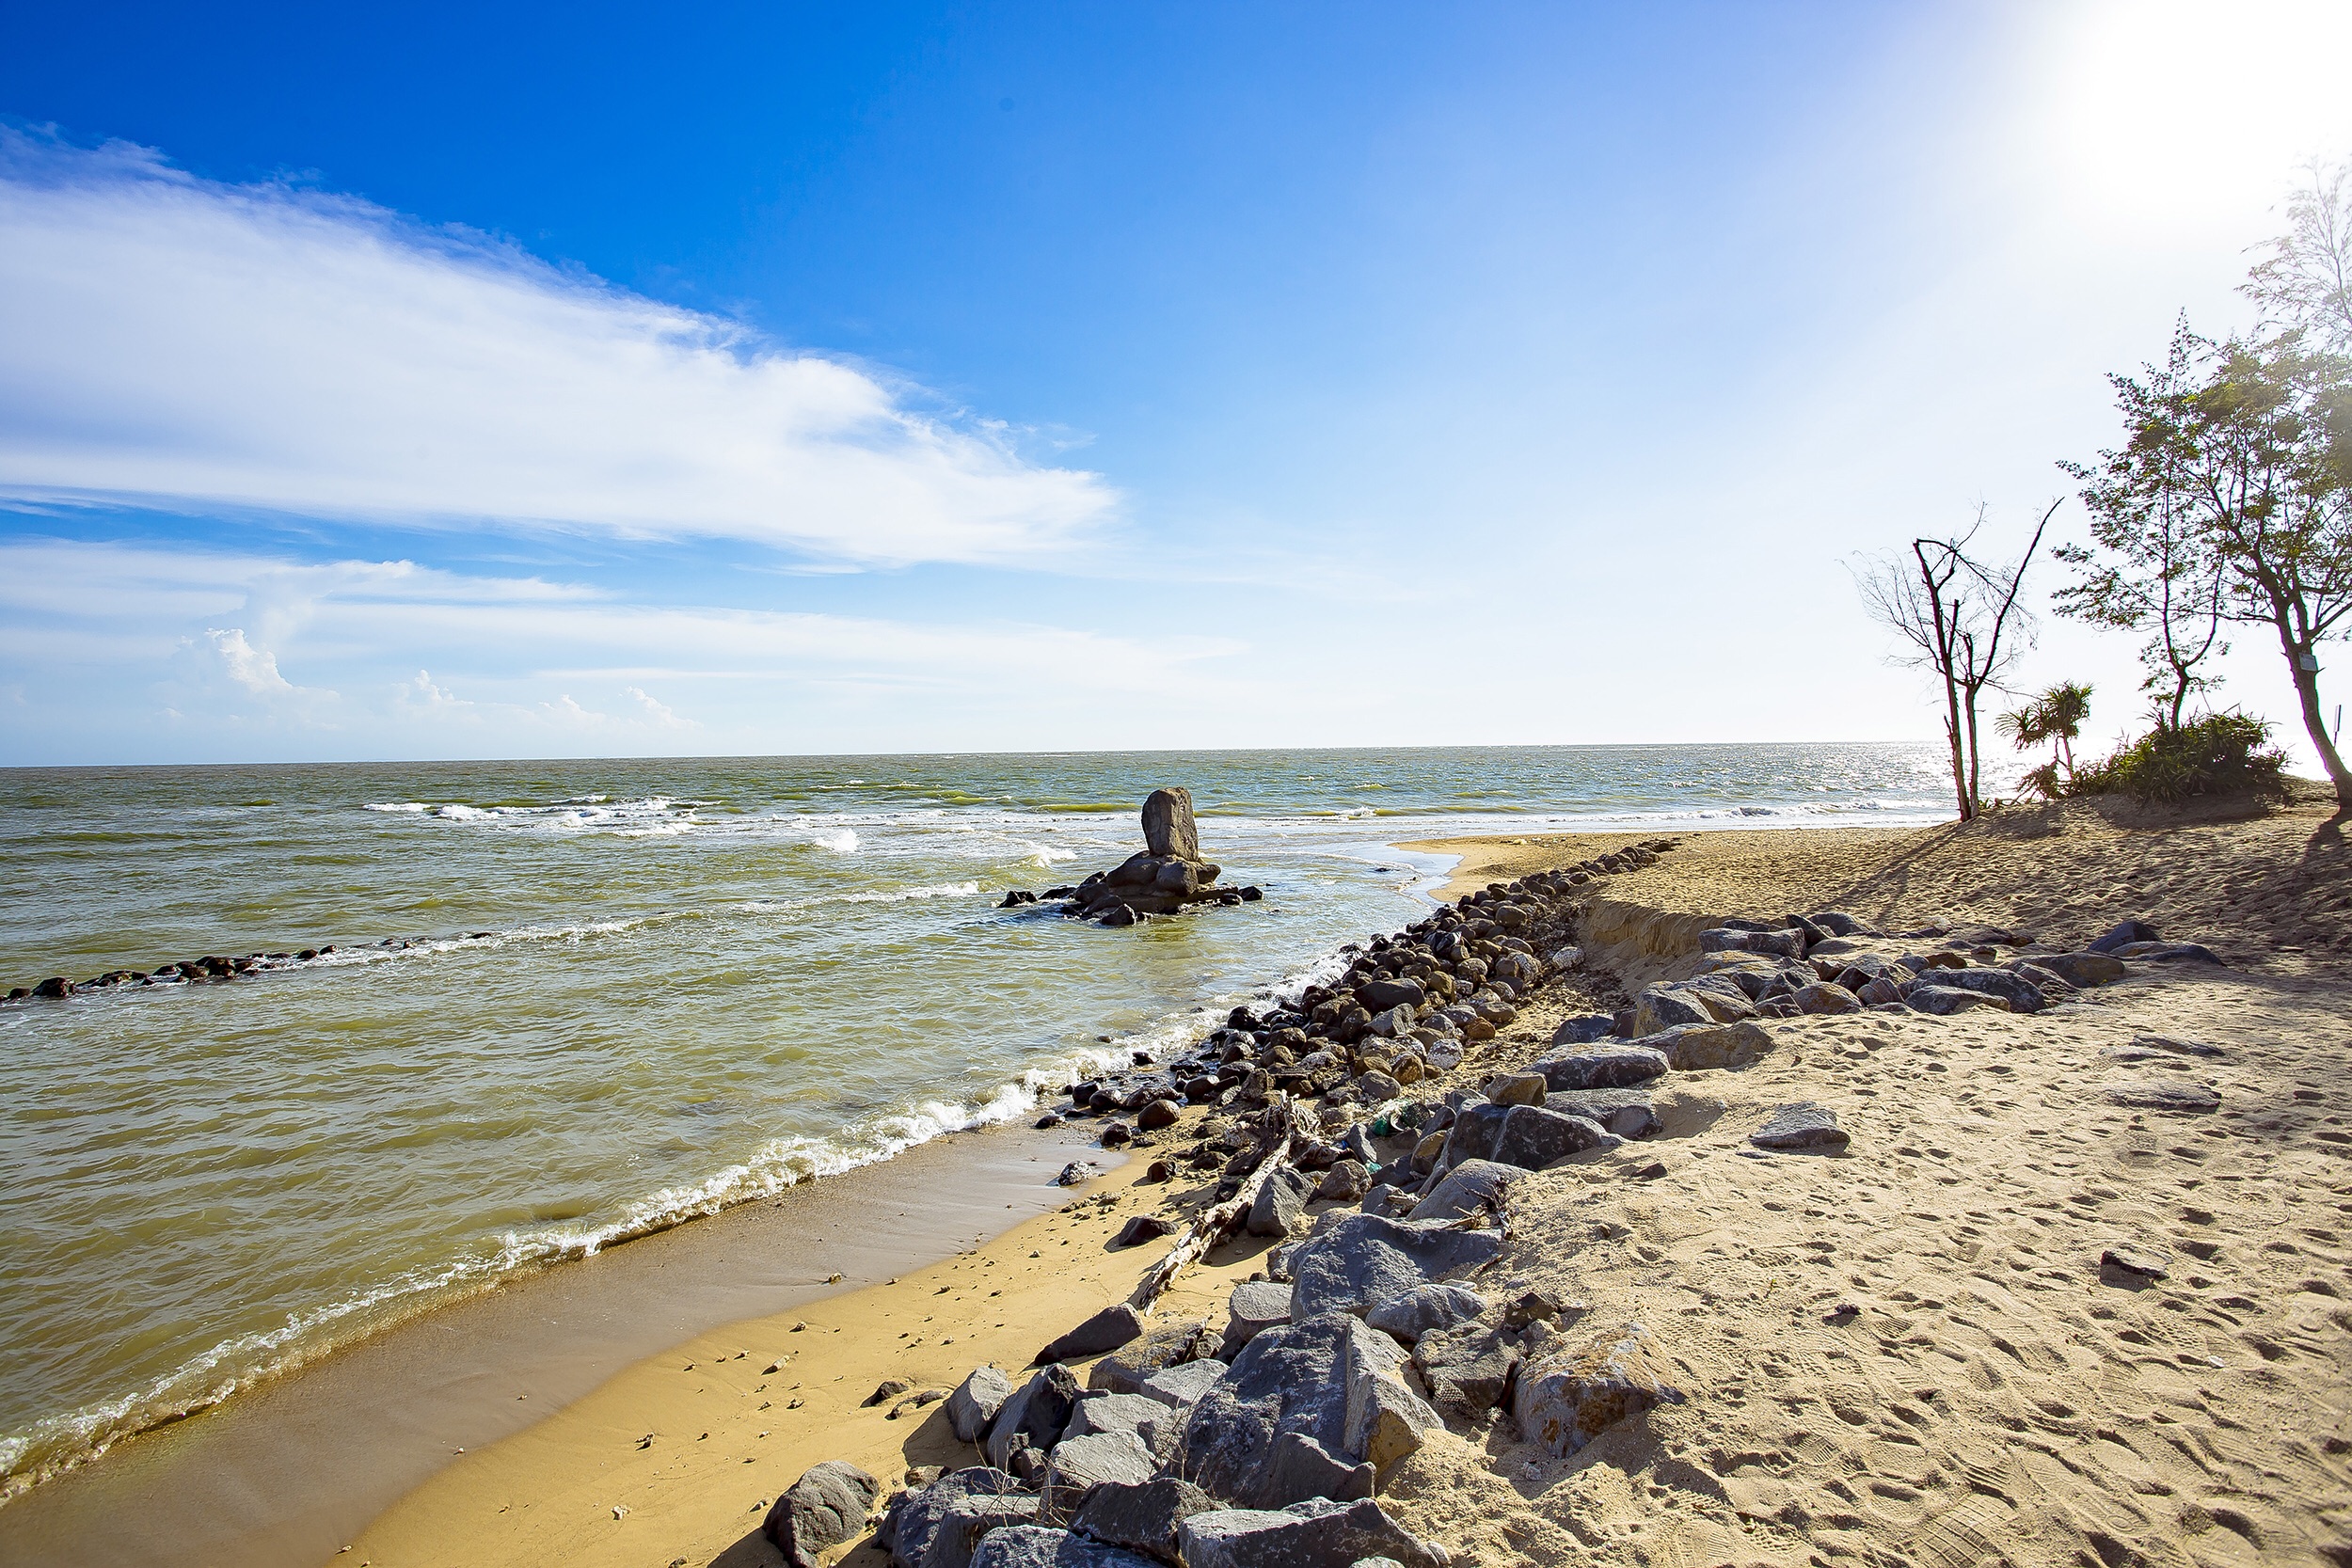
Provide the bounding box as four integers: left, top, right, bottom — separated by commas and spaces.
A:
998, 787, 1263, 925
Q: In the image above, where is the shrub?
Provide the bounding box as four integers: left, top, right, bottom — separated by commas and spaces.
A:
2068, 713, 2289, 804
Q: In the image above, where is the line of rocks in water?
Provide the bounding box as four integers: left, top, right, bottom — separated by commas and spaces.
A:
3, 931, 498, 1004
758, 846, 2238, 1567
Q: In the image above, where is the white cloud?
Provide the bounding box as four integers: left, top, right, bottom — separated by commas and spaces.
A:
203, 627, 296, 696
0, 130, 1116, 566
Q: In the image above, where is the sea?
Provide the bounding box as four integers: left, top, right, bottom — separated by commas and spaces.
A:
0, 743, 1951, 1500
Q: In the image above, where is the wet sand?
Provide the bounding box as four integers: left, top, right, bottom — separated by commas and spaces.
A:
0, 1119, 1122, 1568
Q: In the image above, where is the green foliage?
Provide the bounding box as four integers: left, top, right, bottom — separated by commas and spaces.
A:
1998, 681, 2093, 799
2066, 713, 2289, 804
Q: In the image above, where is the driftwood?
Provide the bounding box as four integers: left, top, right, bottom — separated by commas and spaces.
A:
1126, 1133, 1294, 1314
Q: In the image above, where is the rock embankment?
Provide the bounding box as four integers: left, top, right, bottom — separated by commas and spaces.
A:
764, 829, 2243, 1566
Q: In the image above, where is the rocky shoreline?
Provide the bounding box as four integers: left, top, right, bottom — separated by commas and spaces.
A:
752, 826, 2233, 1568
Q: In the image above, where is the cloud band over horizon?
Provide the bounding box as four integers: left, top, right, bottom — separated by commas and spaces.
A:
0, 128, 1116, 567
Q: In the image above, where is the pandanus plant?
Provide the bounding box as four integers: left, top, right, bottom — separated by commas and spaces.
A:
1997, 681, 2094, 799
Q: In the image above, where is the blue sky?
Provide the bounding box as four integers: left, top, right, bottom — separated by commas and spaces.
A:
2, 1, 2347, 765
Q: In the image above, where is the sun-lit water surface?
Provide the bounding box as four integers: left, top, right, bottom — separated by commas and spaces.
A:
0, 743, 1949, 1497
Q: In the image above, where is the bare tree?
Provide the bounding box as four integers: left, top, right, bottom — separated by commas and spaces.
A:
1854, 502, 2056, 819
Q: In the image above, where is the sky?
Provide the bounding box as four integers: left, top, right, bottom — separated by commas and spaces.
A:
2, 0, 2349, 768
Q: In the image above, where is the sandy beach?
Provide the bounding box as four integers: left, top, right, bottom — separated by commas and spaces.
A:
294, 784, 2352, 1568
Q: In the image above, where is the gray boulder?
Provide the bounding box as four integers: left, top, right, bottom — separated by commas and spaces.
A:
1178, 1314, 1430, 1508
891, 1468, 1037, 1568
1636, 1021, 1776, 1070
1088, 1320, 1218, 1395
1630, 985, 1713, 1035
1264, 1430, 1375, 1504
1411, 1321, 1519, 1418
2086, 918, 2159, 954
1362, 1283, 1487, 1345
948, 1366, 1014, 1443
1357, 977, 1425, 1012
1071, 1477, 1214, 1564
1534, 1046, 1670, 1091
1748, 1102, 1849, 1151
1902, 984, 2009, 1016
1513, 1322, 1684, 1458
971, 1525, 1164, 1568
1438, 1102, 1613, 1172
2114, 940, 2223, 964
1220, 1280, 1294, 1358
1041, 1431, 1157, 1526
1549, 1014, 1615, 1047
1040, 1304, 1148, 1365
1066, 1392, 1173, 1444
1178, 1498, 1449, 1568
2034, 951, 2127, 988
1138, 1357, 1225, 1409
1288, 1213, 1503, 1322
1911, 968, 2046, 1012
986, 1365, 1083, 1471
1541, 1088, 1658, 1138
1404, 1159, 1517, 1224
765, 1460, 879, 1568
1248, 1168, 1309, 1237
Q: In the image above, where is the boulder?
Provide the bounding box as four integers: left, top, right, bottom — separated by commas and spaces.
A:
1040, 1304, 1148, 1366
1910, 968, 2046, 1012
1550, 1013, 1615, 1047
1438, 1102, 1614, 1171
891, 1468, 1037, 1568
1542, 1088, 1658, 1139
1071, 1477, 1215, 1565
948, 1366, 1014, 1443
1315, 1160, 1370, 1202
1534, 1047, 1670, 1091
766, 1460, 880, 1568
1363, 1282, 1486, 1345
1748, 1102, 1849, 1151
1809, 911, 1873, 937
1066, 1392, 1174, 1445
2034, 951, 2127, 988
1486, 1071, 1548, 1107
2114, 941, 2223, 964
1138, 1099, 1182, 1131
1112, 1214, 1176, 1249
1792, 982, 1863, 1015
2086, 919, 2159, 954
1248, 1168, 1310, 1237
971, 1525, 1164, 1568
1340, 1322, 1442, 1469
1357, 977, 1425, 1012
1513, 1322, 1684, 1457
1041, 1431, 1158, 1526
1411, 1321, 1519, 1418
1287, 1213, 1503, 1322
1630, 985, 1714, 1036
1405, 1159, 1518, 1224
1089, 1321, 1217, 1395
1177, 1315, 1427, 1508
1138, 1357, 1225, 1409
1639, 1022, 1775, 1071
1263, 1432, 1374, 1506
1177, 1499, 1449, 1568
1220, 1280, 1295, 1359
1903, 984, 2010, 1016
986, 1365, 1084, 1470
1143, 787, 1201, 861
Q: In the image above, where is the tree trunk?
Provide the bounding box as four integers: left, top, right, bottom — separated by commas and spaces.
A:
1942, 706, 1970, 820
1963, 685, 1985, 816
2280, 633, 2352, 805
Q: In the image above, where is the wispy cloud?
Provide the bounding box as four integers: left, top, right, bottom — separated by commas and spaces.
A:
0, 129, 1116, 566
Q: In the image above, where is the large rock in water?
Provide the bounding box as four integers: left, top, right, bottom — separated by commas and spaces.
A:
1287, 1213, 1502, 1322
1142, 787, 1200, 861
765, 1460, 879, 1568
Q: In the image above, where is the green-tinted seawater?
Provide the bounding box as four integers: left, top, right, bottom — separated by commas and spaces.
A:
0, 744, 1946, 1497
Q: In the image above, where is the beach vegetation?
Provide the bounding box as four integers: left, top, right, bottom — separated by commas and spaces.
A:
1998, 681, 2093, 800
2066, 711, 2289, 805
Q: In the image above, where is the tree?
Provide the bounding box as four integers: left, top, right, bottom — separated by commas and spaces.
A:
1997, 680, 2093, 799
2244, 155, 2352, 353
2057, 318, 2232, 730
1855, 502, 2055, 819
